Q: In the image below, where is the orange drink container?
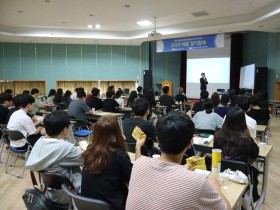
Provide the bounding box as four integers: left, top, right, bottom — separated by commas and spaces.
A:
212, 149, 222, 175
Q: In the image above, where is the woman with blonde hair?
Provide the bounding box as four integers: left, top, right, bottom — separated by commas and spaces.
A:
81, 115, 144, 210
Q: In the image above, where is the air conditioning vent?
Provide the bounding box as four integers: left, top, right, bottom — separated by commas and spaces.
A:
191, 10, 209, 17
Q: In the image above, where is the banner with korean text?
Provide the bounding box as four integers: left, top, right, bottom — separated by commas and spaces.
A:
156, 34, 224, 52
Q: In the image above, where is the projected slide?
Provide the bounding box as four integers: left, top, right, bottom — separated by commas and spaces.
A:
186, 58, 230, 98
239, 64, 255, 89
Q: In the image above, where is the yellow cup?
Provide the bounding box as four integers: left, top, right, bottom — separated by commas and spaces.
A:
212, 149, 222, 174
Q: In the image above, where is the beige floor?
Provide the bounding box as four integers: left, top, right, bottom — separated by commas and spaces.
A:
0, 117, 279, 210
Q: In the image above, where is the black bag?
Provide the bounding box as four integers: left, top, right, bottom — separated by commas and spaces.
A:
22, 188, 50, 210
22, 171, 50, 210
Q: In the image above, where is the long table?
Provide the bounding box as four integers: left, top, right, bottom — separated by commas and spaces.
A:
85, 112, 124, 132
128, 152, 248, 209
193, 141, 273, 210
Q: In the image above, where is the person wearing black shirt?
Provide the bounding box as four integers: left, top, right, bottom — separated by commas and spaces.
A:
6, 95, 21, 124
102, 90, 120, 112
87, 87, 103, 110
200, 72, 208, 91
0, 93, 13, 124
123, 98, 156, 155
192, 90, 209, 115
159, 86, 175, 113
82, 115, 144, 210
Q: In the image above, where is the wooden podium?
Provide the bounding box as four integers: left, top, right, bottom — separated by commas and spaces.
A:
162, 80, 173, 96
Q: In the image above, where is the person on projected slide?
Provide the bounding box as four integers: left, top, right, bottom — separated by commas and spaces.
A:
200, 73, 208, 91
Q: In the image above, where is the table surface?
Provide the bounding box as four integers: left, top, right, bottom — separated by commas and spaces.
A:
86, 111, 124, 117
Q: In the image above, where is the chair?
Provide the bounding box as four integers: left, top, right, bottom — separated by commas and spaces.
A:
39, 172, 75, 209
195, 129, 216, 135
205, 155, 254, 209
0, 124, 9, 163
125, 142, 152, 157
4, 129, 32, 178
71, 119, 92, 142
61, 184, 112, 210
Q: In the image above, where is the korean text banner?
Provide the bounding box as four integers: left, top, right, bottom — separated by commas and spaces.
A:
156, 34, 224, 52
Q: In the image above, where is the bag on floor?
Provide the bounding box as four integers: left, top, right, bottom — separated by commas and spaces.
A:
22, 187, 50, 210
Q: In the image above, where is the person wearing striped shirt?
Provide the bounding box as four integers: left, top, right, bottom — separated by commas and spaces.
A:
126, 111, 231, 210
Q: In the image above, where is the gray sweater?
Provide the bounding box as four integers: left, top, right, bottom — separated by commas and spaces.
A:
26, 137, 83, 205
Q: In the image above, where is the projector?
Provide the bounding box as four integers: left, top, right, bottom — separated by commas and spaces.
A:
148, 31, 162, 37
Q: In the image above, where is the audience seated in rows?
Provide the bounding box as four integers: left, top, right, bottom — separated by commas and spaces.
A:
192, 99, 223, 131
126, 111, 230, 210
236, 95, 257, 138
159, 86, 175, 113
102, 90, 121, 112
123, 98, 157, 155
68, 90, 92, 120
26, 111, 83, 206
82, 115, 144, 210
214, 107, 260, 202
192, 90, 209, 114
247, 95, 270, 125
87, 87, 103, 110
7, 94, 44, 148
214, 94, 230, 118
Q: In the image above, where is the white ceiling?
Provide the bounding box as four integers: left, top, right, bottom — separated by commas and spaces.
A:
0, 0, 280, 46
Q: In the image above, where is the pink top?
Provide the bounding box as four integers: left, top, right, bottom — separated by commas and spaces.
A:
126, 157, 227, 210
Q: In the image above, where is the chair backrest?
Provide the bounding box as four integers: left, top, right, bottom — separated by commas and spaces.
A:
195, 129, 216, 135
6, 129, 25, 141
205, 154, 250, 176
71, 119, 89, 131
40, 172, 75, 190
61, 184, 112, 210
125, 141, 152, 157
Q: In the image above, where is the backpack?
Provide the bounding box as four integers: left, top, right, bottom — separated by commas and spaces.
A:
22, 171, 51, 210
22, 187, 50, 210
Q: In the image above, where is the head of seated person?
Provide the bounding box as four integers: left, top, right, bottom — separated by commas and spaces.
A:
106, 90, 115, 99
249, 95, 259, 107
20, 94, 35, 111
220, 94, 229, 106
162, 86, 169, 95
131, 98, 150, 118
31, 88, 40, 98
156, 111, 194, 158
237, 95, 250, 112
200, 90, 209, 100
91, 87, 100, 97
202, 99, 213, 114
44, 111, 70, 138
77, 89, 86, 100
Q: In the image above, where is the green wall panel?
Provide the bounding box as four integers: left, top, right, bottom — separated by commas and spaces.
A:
96, 45, 111, 79
0, 43, 4, 79
21, 44, 36, 80
52, 44, 67, 80
82, 45, 97, 79
3, 43, 20, 80
125, 46, 139, 80
67, 44, 82, 79
36, 44, 52, 90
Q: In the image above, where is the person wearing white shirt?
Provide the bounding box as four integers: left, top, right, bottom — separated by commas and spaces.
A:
7, 94, 45, 148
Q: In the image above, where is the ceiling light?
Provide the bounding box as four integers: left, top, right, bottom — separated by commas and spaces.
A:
88, 24, 93, 28
137, 20, 152, 26
95, 24, 101, 29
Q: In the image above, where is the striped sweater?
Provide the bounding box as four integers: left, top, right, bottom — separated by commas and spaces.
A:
126, 157, 227, 210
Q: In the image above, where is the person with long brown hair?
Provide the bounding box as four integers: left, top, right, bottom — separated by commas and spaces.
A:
214, 107, 260, 202
81, 115, 144, 210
